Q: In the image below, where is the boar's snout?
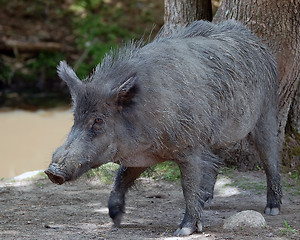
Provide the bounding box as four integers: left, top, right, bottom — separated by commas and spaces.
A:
44, 170, 65, 185
45, 163, 69, 185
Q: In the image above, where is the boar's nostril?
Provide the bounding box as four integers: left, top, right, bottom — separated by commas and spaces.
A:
44, 170, 66, 185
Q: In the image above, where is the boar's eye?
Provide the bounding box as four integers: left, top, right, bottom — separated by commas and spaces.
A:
94, 118, 103, 124
92, 118, 104, 131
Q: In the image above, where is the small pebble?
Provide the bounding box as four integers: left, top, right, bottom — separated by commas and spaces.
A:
44, 224, 59, 229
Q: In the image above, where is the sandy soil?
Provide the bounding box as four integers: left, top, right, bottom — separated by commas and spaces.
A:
0, 170, 299, 240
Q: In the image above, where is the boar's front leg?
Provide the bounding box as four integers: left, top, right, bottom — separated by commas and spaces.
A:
175, 150, 220, 236
108, 166, 147, 226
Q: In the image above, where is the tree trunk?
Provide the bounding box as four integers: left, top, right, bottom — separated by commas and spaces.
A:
214, 0, 300, 145
290, 83, 300, 134
212, 0, 300, 169
164, 0, 212, 28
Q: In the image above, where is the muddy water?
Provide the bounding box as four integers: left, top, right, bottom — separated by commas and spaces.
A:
0, 109, 73, 178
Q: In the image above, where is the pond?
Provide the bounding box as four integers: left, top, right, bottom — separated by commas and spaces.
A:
0, 109, 73, 178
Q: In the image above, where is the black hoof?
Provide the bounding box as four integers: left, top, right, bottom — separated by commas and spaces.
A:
174, 220, 202, 236
265, 203, 280, 215
108, 192, 125, 227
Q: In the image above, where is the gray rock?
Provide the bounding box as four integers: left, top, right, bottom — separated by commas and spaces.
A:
223, 210, 266, 230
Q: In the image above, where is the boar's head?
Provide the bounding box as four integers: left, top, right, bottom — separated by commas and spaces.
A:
45, 61, 140, 184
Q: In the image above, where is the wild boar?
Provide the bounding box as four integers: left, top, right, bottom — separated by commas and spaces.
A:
45, 20, 282, 236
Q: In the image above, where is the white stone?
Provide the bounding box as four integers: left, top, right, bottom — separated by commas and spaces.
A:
223, 210, 266, 230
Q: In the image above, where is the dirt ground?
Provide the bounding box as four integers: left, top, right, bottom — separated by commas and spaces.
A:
0, 170, 299, 240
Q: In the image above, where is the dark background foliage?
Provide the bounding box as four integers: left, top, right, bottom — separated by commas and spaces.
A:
0, 0, 165, 109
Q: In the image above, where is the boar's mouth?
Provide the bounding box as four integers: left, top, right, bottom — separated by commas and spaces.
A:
45, 169, 66, 185
44, 165, 70, 185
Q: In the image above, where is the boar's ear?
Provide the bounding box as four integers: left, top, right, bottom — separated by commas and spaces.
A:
113, 73, 138, 110
57, 61, 83, 101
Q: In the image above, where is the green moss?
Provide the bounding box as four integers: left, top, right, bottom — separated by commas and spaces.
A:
219, 166, 237, 177
224, 176, 266, 194
282, 177, 300, 196
84, 162, 119, 184
83, 161, 181, 184
143, 161, 181, 182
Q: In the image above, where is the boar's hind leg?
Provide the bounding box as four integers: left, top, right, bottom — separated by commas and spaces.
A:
175, 151, 219, 236
108, 166, 147, 226
252, 108, 282, 215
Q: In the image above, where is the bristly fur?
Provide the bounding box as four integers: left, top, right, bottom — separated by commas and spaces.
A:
50, 20, 281, 235
85, 20, 277, 159
93, 20, 254, 79
56, 19, 277, 176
